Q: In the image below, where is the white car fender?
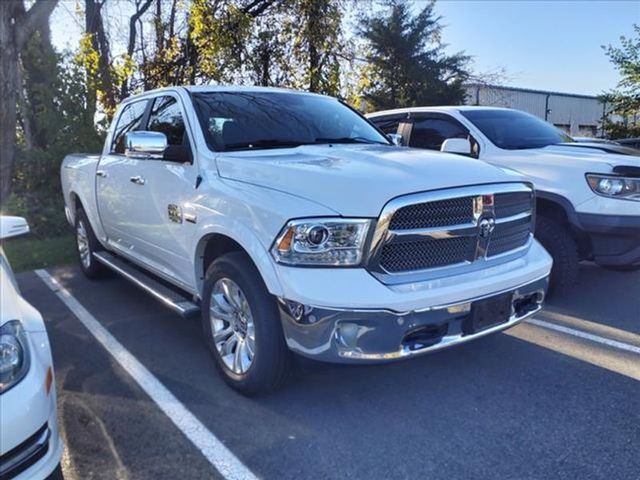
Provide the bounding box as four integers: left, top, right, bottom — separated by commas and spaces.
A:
191, 217, 285, 298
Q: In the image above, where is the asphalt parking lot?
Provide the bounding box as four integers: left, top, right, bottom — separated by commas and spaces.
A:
16, 263, 640, 480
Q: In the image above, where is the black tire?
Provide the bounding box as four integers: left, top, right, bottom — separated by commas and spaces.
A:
535, 215, 579, 296
201, 251, 291, 395
75, 207, 109, 279
602, 264, 640, 272
47, 464, 64, 480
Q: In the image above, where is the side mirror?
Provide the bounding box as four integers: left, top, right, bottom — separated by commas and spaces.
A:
0, 216, 30, 240
388, 133, 404, 146
125, 131, 168, 159
441, 138, 472, 156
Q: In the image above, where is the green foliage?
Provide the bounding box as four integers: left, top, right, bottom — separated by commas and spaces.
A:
189, 0, 253, 82
20, 30, 61, 149
186, 0, 346, 95
286, 0, 345, 95
358, 0, 470, 111
601, 118, 640, 140
3, 50, 105, 239
602, 24, 640, 138
2, 235, 76, 273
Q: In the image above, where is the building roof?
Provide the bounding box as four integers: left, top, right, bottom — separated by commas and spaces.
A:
465, 83, 601, 101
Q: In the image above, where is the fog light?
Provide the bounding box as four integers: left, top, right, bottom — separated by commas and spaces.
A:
335, 323, 360, 349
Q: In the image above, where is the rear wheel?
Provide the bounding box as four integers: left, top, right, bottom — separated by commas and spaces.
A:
75, 207, 108, 279
535, 215, 579, 296
201, 252, 291, 395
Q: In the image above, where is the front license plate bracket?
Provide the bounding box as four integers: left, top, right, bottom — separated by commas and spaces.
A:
462, 293, 513, 335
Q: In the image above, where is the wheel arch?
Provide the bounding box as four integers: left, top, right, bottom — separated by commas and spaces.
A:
194, 229, 283, 299
535, 191, 581, 228
535, 191, 590, 258
67, 191, 82, 225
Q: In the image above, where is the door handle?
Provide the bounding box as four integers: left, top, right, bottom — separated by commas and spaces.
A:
96, 170, 107, 178
130, 175, 146, 185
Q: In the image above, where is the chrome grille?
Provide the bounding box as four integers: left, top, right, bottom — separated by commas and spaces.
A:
389, 197, 474, 230
494, 191, 533, 218
368, 184, 535, 283
380, 236, 476, 272
488, 216, 532, 257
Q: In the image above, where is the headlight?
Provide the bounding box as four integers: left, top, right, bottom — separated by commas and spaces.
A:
0, 321, 30, 393
271, 218, 373, 266
586, 174, 640, 201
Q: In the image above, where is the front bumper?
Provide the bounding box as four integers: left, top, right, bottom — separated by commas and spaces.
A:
0, 331, 63, 480
280, 275, 548, 363
577, 213, 640, 266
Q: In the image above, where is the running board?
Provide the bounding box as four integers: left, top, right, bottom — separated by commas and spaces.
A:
93, 251, 200, 318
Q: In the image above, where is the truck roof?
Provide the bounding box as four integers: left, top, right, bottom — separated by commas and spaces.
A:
124, 85, 330, 103
367, 106, 513, 117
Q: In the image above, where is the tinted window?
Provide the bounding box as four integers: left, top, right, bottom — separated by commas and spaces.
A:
192, 92, 389, 151
371, 115, 406, 135
461, 109, 573, 150
112, 100, 148, 154
409, 117, 468, 150
147, 96, 186, 146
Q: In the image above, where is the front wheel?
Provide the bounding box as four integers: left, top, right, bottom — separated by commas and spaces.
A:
535, 215, 579, 296
601, 264, 640, 272
201, 252, 291, 395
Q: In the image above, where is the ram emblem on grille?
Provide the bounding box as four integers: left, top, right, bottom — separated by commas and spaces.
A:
478, 217, 496, 238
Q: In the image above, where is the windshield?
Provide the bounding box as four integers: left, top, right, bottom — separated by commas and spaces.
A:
192, 91, 389, 151
461, 109, 574, 150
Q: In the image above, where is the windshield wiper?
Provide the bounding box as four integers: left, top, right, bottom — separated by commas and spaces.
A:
313, 136, 388, 145
224, 139, 306, 151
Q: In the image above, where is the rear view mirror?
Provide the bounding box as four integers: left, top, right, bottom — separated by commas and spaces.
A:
388, 133, 404, 146
441, 138, 472, 156
0, 216, 30, 240
125, 131, 168, 159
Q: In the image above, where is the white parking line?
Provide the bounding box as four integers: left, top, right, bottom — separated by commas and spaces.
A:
527, 318, 640, 355
36, 269, 259, 480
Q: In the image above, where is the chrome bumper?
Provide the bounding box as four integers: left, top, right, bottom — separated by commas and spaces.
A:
279, 275, 548, 363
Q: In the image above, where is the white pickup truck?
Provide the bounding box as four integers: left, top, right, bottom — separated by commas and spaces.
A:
61, 87, 552, 394
368, 107, 640, 292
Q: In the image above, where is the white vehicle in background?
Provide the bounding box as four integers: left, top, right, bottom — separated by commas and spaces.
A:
0, 216, 63, 479
368, 107, 640, 292
60, 87, 552, 394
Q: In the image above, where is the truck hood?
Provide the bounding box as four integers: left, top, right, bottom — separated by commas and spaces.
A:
538, 144, 640, 168
216, 144, 523, 216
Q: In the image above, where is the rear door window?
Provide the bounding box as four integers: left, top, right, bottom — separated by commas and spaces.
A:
111, 100, 148, 154
370, 114, 407, 135
409, 116, 469, 150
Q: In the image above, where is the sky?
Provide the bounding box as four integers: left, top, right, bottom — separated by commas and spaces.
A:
431, 0, 639, 95
51, 0, 640, 97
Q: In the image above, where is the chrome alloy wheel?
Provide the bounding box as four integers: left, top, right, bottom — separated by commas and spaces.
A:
209, 278, 256, 374
76, 220, 91, 269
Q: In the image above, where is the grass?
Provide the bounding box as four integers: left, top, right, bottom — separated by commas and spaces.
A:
2, 235, 76, 273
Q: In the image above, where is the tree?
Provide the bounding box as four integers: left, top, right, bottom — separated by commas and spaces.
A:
602, 24, 640, 138
358, 0, 469, 111
283, 0, 344, 95
0, 0, 58, 202
81, 0, 118, 118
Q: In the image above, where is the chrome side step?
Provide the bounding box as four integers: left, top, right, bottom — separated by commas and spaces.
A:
93, 251, 200, 318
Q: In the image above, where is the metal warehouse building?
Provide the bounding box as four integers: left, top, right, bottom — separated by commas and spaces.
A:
463, 83, 616, 137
